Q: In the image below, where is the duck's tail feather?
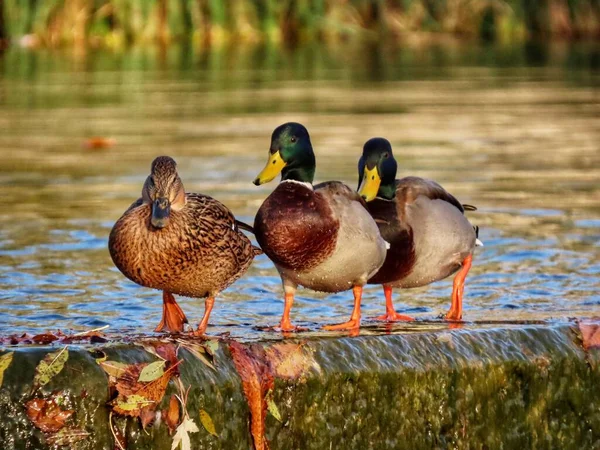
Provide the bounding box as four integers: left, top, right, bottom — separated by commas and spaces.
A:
463, 204, 477, 211
474, 225, 484, 247
252, 245, 263, 256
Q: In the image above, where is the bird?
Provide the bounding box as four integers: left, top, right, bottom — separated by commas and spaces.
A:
252, 122, 388, 332
108, 155, 261, 334
357, 137, 482, 322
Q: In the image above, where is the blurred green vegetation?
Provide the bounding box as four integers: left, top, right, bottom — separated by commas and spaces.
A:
0, 0, 598, 49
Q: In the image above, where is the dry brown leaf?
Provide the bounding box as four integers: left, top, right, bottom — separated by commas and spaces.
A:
229, 342, 272, 450
264, 343, 316, 380
26, 397, 74, 433
140, 408, 156, 429
579, 319, 600, 349
32, 333, 59, 345
84, 137, 115, 150
163, 395, 180, 435
110, 360, 181, 418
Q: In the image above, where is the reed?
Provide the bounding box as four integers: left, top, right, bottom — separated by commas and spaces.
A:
1, 0, 598, 48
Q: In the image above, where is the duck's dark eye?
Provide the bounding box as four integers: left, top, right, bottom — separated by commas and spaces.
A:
383, 152, 389, 158
290, 136, 297, 143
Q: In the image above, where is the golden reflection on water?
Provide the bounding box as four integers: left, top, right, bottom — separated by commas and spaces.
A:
0, 42, 598, 336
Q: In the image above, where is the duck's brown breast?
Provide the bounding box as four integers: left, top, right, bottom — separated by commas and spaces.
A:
366, 197, 416, 285
254, 182, 339, 272
108, 196, 256, 297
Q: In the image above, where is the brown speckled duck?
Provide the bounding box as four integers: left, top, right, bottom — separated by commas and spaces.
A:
109, 156, 261, 334
252, 123, 388, 332
357, 138, 482, 321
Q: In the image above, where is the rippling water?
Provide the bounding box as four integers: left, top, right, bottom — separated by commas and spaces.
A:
0, 42, 598, 338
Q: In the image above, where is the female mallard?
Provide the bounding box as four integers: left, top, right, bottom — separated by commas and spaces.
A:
357, 137, 482, 321
109, 156, 261, 334
252, 123, 388, 332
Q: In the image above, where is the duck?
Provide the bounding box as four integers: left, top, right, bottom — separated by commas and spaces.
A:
252, 123, 388, 332
109, 156, 261, 334
357, 137, 482, 321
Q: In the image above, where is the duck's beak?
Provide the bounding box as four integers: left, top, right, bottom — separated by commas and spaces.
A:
151, 197, 171, 229
253, 150, 286, 186
358, 166, 381, 202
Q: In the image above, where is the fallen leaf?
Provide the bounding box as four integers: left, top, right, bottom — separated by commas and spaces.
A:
111, 360, 181, 418
177, 341, 215, 371
33, 347, 69, 390
171, 417, 199, 450
112, 394, 154, 414
199, 409, 218, 437
45, 427, 90, 446
0, 352, 14, 387
204, 340, 219, 356
265, 391, 282, 423
264, 343, 317, 380
579, 320, 600, 349
32, 333, 59, 345
163, 395, 180, 435
99, 360, 129, 378
26, 397, 74, 433
229, 342, 273, 450
84, 137, 115, 150
89, 349, 107, 364
140, 408, 156, 429
138, 360, 166, 382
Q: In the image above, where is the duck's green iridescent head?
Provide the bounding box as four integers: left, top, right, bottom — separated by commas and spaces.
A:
253, 122, 316, 185
357, 137, 397, 201
142, 156, 186, 229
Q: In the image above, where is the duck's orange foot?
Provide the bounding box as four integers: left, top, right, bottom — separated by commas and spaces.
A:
323, 319, 360, 331
375, 312, 415, 322
444, 310, 463, 322
155, 292, 188, 333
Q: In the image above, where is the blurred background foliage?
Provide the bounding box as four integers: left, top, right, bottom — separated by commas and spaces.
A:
0, 0, 598, 50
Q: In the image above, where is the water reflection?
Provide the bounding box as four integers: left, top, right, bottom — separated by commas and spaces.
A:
0, 41, 598, 337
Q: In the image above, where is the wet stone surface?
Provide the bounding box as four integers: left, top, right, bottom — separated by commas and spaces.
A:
0, 323, 599, 449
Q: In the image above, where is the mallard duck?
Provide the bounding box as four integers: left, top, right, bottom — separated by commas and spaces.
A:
357, 137, 482, 321
109, 156, 261, 334
252, 123, 388, 331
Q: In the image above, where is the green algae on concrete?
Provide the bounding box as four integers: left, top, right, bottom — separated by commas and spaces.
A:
0, 324, 599, 449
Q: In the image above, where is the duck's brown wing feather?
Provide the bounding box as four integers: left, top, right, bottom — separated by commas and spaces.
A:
395, 177, 467, 214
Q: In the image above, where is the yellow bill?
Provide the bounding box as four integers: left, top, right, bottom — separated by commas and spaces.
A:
358, 166, 381, 202
253, 151, 287, 185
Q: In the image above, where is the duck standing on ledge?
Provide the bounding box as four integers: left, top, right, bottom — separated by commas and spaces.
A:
109, 156, 261, 334
357, 138, 482, 321
253, 123, 388, 332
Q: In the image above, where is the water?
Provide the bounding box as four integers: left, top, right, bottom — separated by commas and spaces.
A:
0, 41, 598, 338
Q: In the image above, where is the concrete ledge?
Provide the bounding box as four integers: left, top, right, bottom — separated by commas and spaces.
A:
0, 324, 598, 449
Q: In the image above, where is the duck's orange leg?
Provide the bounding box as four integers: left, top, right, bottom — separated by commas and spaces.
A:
323, 286, 363, 331
375, 285, 415, 322
155, 291, 188, 333
193, 296, 215, 336
279, 292, 299, 332
445, 254, 473, 321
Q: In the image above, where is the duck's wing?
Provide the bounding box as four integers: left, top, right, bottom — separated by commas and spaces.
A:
395, 177, 470, 214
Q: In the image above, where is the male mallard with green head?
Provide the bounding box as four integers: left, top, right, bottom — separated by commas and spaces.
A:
253, 123, 388, 332
357, 138, 482, 321
109, 156, 261, 334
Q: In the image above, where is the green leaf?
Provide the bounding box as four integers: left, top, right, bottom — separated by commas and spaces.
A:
199, 409, 218, 437
138, 360, 166, 382
99, 360, 129, 378
266, 390, 282, 422
115, 394, 153, 412
33, 347, 69, 390
0, 352, 14, 387
204, 340, 219, 356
